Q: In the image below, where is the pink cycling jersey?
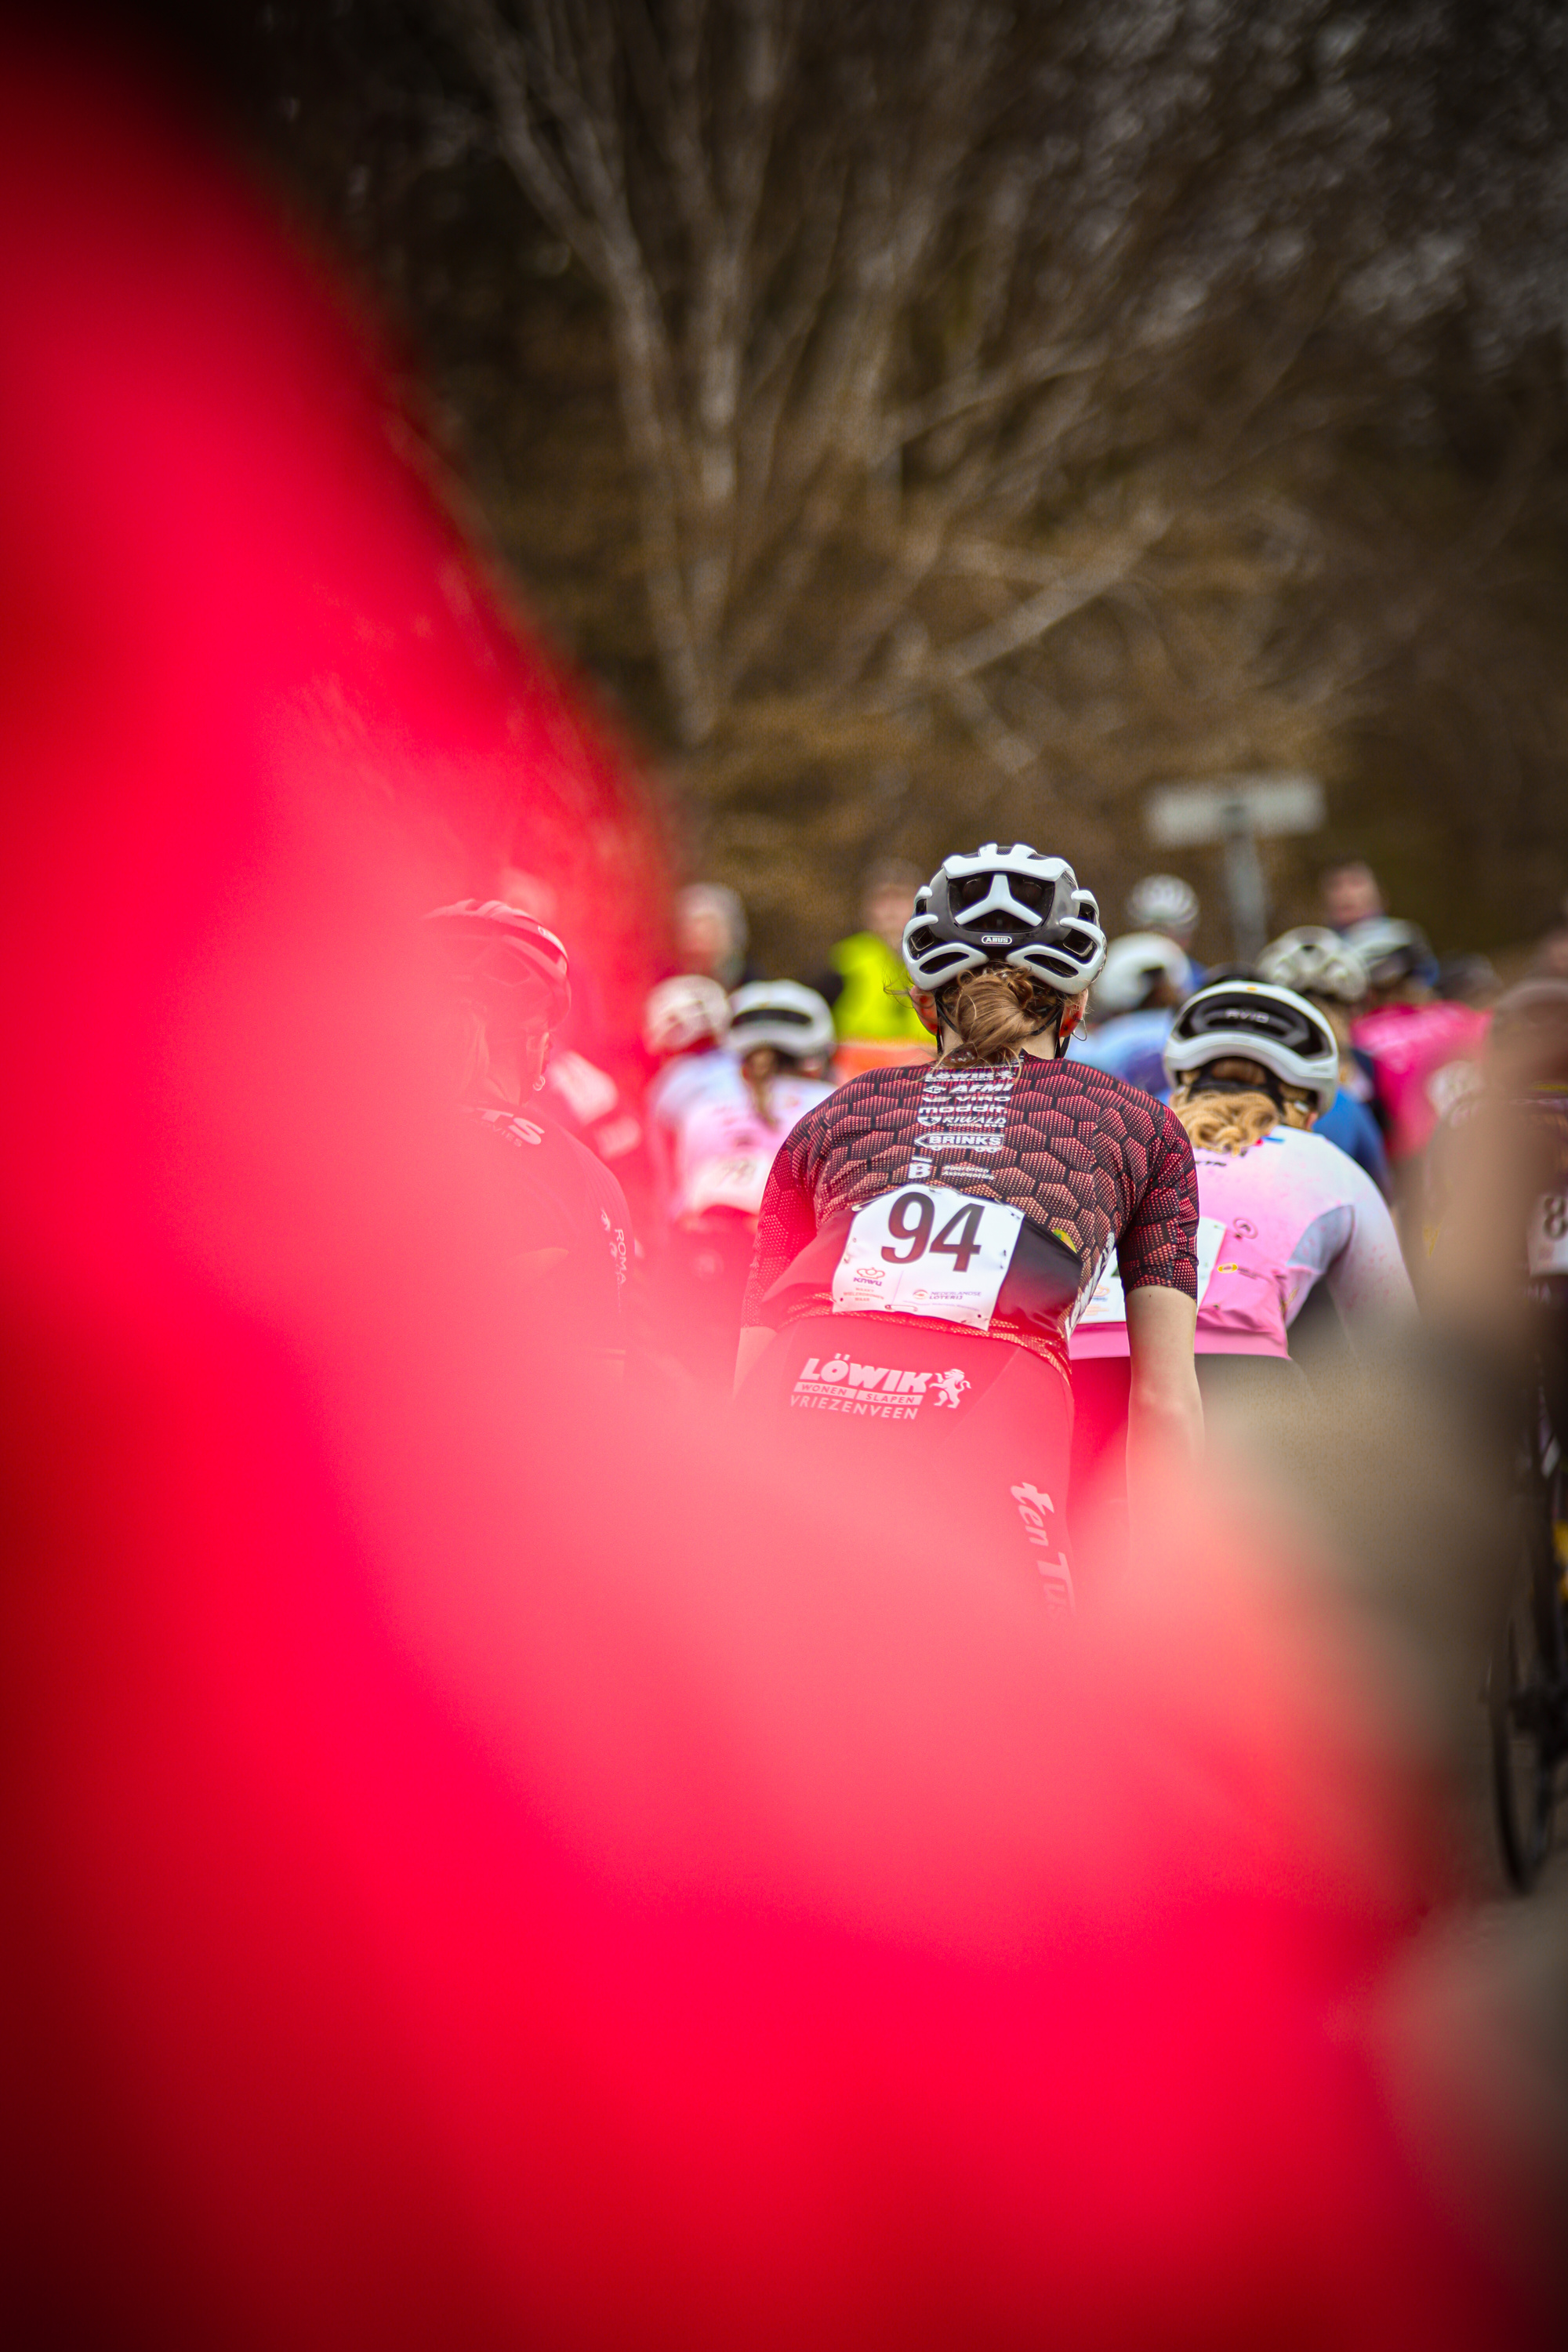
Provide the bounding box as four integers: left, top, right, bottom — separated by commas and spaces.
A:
648, 1054, 834, 1221
1070, 1123, 1413, 1361
1351, 1000, 1489, 1163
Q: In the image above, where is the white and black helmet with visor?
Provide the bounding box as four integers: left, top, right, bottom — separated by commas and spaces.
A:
1162, 979, 1341, 1119
1256, 927, 1367, 1005
1126, 872, 1199, 936
902, 844, 1108, 1000
726, 980, 837, 1065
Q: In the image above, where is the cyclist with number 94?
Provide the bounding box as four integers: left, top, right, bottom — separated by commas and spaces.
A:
734, 844, 1203, 1603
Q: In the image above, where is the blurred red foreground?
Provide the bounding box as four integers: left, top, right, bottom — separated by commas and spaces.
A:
0, 38, 1548, 2350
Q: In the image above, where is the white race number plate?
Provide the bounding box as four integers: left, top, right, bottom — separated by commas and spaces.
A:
831, 1185, 1025, 1331
1528, 1192, 1568, 1277
684, 1152, 773, 1218
1074, 1216, 1228, 1327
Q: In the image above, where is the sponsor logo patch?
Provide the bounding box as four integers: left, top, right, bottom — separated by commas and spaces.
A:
789, 1354, 971, 1418
1011, 1480, 1075, 1615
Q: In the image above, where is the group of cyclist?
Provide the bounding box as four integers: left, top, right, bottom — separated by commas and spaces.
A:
419, 837, 1568, 1611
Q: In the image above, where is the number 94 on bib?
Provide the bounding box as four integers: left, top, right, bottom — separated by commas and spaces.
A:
831, 1185, 1024, 1332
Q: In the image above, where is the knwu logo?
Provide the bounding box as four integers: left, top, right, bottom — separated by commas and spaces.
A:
790, 1354, 971, 1420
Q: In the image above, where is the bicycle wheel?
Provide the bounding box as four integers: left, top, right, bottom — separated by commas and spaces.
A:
1489, 1541, 1559, 1893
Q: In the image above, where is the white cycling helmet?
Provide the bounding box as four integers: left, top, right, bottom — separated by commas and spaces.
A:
643, 973, 731, 1057
1126, 873, 1199, 937
1342, 916, 1439, 992
727, 980, 837, 1065
902, 844, 1106, 996
1091, 931, 1192, 1018
1162, 980, 1341, 1117
1256, 926, 1367, 1005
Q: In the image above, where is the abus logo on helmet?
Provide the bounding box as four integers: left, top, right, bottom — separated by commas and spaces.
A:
790, 1356, 970, 1418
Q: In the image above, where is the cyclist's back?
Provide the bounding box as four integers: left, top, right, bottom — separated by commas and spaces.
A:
1345, 920, 1489, 1165
644, 975, 835, 1383
662, 1052, 831, 1222
1068, 982, 1412, 1530
736, 844, 1202, 1604
1073, 1116, 1408, 1367
460, 1098, 630, 1348
749, 1051, 1194, 1387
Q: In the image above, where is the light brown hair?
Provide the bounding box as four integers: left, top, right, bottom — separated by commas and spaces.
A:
741, 1044, 780, 1122
1170, 1082, 1315, 1153
936, 967, 1065, 1065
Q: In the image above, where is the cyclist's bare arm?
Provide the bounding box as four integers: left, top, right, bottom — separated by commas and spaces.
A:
735, 1324, 774, 1394
1125, 1284, 1203, 1535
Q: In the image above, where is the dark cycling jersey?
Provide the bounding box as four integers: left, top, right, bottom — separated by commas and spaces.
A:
742, 1055, 1198, 1389
461, 1102, 631, 1351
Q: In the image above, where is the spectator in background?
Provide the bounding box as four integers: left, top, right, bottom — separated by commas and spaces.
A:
1321, 857, 1385, 932
813, 858, 934, 1057
676, 882, 756, 991
1069, 931, 1191, 1096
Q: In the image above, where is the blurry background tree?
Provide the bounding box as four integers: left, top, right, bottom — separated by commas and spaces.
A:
169, 0, 1568, 967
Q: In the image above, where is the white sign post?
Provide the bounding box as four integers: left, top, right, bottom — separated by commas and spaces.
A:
1143, 774, 1327, 965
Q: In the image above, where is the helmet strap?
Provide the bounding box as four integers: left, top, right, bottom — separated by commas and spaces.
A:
1185, 1067, 1286, 1112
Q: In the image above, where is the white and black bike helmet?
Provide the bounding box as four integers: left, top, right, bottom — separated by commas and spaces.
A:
1126, 872, 1199, 937
1092, 931, 1192, 1018
643, 973, 731, 1057
1256, 927, 1367, 1005
1342, 916, 1439, 993
902, 844, 1107, 997
727, 980, 837, 1065
1162, 980, 1340, 1118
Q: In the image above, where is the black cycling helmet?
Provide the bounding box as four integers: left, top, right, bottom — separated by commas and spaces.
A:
902, 844, 1107, 996
424, 899, 572, 1036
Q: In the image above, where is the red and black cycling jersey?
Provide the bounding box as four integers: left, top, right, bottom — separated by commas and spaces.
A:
743, 1054, 1198, 1383
460, 1102, 631, 1351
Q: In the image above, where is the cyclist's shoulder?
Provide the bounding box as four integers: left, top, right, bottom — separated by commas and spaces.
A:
1045, 1054, 1187, 1137
539, 1108, 631, 1212
651, 1051, 737, 1120
1274, 1120, 1390, 1209
818, 1062, 928, 1116
1028, 1051, 1145, 1100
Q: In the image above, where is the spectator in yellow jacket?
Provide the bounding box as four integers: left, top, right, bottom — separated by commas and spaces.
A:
814, 859, 934, 1052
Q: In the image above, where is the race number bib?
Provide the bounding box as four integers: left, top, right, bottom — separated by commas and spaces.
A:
1528, 1191, 1568, 1277
1075, 1216, 1228, 1327
831, 1185, 1025, 1331
684, 1152, 773, 1218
